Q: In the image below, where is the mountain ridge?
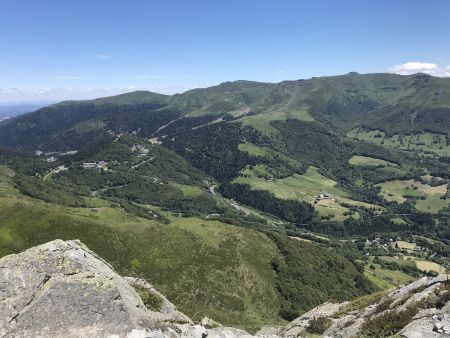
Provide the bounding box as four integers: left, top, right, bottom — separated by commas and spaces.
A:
2, 72, 450, 150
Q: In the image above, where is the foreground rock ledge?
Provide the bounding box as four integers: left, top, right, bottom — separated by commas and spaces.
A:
0, 240, 253, 338
0, 240, 449, 338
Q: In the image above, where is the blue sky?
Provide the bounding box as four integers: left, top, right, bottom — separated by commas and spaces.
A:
1, 0, 450, 101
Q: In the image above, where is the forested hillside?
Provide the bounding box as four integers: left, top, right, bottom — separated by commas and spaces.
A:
1, 72, 449, 331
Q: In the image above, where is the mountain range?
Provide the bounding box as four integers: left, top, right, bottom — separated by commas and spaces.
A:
0, 72, 449, 334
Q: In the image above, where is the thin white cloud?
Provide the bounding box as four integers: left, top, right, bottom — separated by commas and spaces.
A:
93, 54, 112, 60
388, 62, 450, 77
275, 70, 286, 74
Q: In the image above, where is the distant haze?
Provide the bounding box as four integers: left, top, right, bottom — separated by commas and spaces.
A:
0, 101, 55, 121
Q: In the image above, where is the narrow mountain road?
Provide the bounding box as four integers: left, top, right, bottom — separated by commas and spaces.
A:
191, 116, 225, 130
130, 157, 154, 170
151, 116, 185, 136
43, 165, 67, 181
208, 185, 216, 195
113, 133, 124, 142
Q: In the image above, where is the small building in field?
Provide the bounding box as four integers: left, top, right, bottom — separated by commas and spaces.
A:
323, 192, 332, 199
148, 138, 162, 145
97, 161, 108, 169
317, 192, 332, 200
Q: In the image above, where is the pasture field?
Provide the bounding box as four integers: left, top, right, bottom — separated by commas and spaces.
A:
348, 155, 397, 167
347, 128, 450, 157
415, 194, 450, 213
377, 179, 449, 213
236, 109, 314, 136
171, 183, 205, 197
415, 260, 446, 274
234, 165, 381, 220
366, 258, 415, 285
237, 111, 286, 135
375, 267, 415, 285
286, 110, 315, 122
0, 165, 14, 177
238, 143, 272, 157
379, 255, 446, 275
234, 166, 348, 202
394, 241, 416, 250
376, 180, 421, 203
391, 217, 407, 225
363, 271, 396, 290
379, 256, 417, 268
316, 204, 357, 222
238, 143, 303, 169
83, 197, 117, 208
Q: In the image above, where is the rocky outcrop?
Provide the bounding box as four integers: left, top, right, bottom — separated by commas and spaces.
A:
282, 302, 345, 337
1, 240, 449, 338
0, 240, 181, 338
0, 240, 262, 338
275, 274, 450, 338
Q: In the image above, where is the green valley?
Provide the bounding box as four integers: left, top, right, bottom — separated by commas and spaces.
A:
1, 72, 450, 332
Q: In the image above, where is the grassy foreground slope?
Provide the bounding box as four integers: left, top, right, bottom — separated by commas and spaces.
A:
0, 170, 280, 330
0, 166, 375, 332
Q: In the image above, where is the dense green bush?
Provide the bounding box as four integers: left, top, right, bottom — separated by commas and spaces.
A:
14, 174, 87, 207
219, 182, 314, 224
306, 317, 332, 334
361, 306, 418, 337
266, 233, 377, 320
134, 286, 164, 311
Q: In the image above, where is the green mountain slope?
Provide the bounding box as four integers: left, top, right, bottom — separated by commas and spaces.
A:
1, 73, 449, 237
1, 73, 450, 233
0, 73, 449, 331
0, 165, 374, 332
2, 72, 450, 150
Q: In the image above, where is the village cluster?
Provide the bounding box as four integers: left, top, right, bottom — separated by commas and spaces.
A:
35, 140, 156, 173
131, 143, 150, 157
80, 143, 151, 170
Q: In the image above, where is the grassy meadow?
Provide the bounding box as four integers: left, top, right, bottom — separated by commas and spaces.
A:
233, 165, 382, 220
0, 167, 284, 331
236, 109, 314, 136
0, 165, 377, 332
347, 128, 450, 157
365, 257, 415, 286
348, 155, 397, 167
376, 178, 449, 213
